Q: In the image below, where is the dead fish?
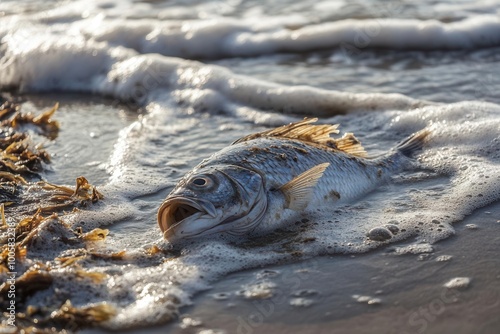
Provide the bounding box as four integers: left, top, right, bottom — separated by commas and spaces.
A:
158, 118, 429, 242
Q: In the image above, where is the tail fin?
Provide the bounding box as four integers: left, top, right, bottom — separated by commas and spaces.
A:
397, 129, 430, 157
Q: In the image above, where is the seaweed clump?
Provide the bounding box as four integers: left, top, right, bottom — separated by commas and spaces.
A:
0, 99, 56, 177
0, 96, 115, 332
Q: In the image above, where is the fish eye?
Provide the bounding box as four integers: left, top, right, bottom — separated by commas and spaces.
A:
193, 178, 206, 186
190, 176, 212, 188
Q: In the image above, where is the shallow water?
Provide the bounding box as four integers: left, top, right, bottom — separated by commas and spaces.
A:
1, 0, 499, 332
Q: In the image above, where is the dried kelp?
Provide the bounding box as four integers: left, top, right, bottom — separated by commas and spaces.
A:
0, 265, 53, 300
10, 300, 116, 333
0, 175, 105, 226
73, 266, 108, 284
42, 176, 103, 205
49, 300, 116, 327
80, 228, 108, 242
0, 98, 56, 181
0, 130, 50, 176
0, 97, 115, 332
89, 250, 127, 260
56, 254, 87, 267
0, 99, 60, 139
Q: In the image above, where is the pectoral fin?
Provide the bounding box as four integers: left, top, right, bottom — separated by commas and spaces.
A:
279, 163, 330, 211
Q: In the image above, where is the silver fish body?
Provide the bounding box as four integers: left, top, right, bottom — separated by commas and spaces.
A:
158, 119, 428, 242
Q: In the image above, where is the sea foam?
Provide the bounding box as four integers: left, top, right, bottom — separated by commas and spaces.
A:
88, 15, 500, 58
0, 37, 426, 116
2, 2, 500, 60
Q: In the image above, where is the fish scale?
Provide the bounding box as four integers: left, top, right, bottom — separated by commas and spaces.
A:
200, 137, 399, 204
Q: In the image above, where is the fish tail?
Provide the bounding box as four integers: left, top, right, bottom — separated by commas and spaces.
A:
396, 129, 430, 157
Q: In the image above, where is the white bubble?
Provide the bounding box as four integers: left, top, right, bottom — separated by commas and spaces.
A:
436, 255, 453, 262
290, 298, 314, 307
444, 277, 471, 289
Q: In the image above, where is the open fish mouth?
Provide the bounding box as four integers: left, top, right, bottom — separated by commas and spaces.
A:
157, 197, 217, 238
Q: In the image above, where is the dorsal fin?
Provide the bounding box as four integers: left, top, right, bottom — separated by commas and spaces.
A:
334, 133, 367, 158
233, 118, 367, 157
233, 118, 338, 145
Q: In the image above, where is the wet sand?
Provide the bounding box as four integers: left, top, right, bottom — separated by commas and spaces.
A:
152, 202, 500, 334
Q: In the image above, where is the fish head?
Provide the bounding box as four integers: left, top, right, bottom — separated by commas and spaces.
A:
158, 164, 267, 242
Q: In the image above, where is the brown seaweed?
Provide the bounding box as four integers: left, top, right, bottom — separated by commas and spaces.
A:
73, 266, 108, 284
11, 300, 116, 333
0, 100, 60, 140
0, 99, 56, 178
0, 97, 115, 332
79, 228, 109, 242
90, 250, 127, 260
3, 266, 53, 298
0, 131, 50, 175
50, 300, 116, 327
56, 255, 87, 267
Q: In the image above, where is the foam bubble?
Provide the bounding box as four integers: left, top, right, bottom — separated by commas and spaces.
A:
289, 298, 314, 307
444, 277, 471, 289
352, 295, 382, 305
179, 317, 203, 329
436, 255, 453, 262
394, 243, 435, 255
239, 281, 276, 300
